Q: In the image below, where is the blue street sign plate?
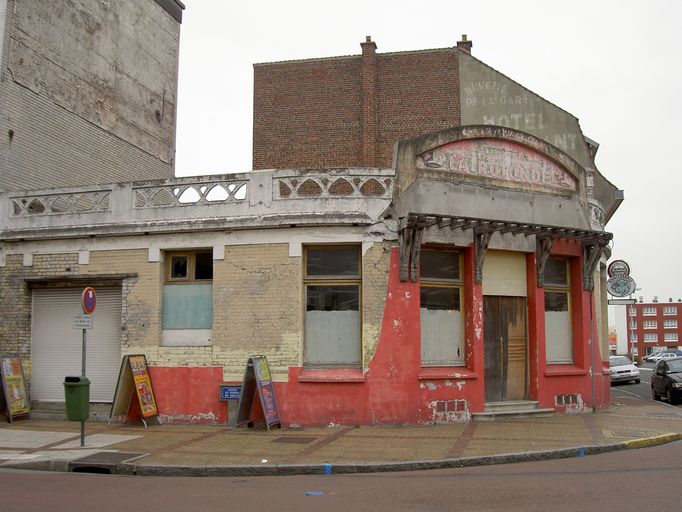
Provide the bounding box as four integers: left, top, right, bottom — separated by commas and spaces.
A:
220, 385, 241, 401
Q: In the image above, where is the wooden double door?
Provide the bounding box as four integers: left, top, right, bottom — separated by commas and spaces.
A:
483, 296, 528, 403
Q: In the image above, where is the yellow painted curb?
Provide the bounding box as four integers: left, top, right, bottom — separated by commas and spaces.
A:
623, 433, 681, 449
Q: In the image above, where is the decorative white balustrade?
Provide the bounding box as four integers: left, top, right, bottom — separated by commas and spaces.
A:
133, 180, 248, 209
2, 169, 395, 238
275, 171, 393, 200
11, 190, 111, 216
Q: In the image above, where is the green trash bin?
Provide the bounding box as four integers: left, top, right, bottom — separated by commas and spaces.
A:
64, 376, 90, 421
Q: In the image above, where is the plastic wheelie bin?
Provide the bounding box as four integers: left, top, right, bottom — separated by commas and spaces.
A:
63, 376, 90, 421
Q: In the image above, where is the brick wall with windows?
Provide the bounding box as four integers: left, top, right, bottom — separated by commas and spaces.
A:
628, 301, 682, 357
253, 43, 461, 170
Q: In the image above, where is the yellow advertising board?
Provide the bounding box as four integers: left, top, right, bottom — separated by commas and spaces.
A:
109, 354, 159, 426
1, 357, 30, 421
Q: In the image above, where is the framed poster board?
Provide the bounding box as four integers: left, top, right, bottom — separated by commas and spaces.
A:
235, 355, 281, 431
109, 354, 159, 427
0, 357, 30, 422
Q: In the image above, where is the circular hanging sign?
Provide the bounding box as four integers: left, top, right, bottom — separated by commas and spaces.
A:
81, 287, 97, 314
607, 260, 630, 279
607, 276, 636, 297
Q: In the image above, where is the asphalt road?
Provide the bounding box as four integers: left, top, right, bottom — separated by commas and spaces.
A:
611, 361, 681, 407
2, 441, 681, 512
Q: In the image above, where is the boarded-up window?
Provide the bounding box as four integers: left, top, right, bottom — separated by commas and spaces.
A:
544, 258, 572, 363
420, 249, 465, 366
304, 246, 361, 366
162, 284, 212, 329
162, 250, 213, 347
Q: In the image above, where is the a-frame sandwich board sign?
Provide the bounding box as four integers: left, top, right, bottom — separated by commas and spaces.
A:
109, 354, 160, 428
0, 357, 30, 422
235, 355, 281, 431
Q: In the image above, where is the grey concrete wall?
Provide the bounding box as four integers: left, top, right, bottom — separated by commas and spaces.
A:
459, 53, 593, 169
0, 0, 181, 192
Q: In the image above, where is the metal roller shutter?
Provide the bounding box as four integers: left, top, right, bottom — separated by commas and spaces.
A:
482, 251, 528, 297
31, 287, 122, 402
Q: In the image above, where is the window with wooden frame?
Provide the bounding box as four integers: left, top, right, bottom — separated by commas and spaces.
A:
162, 250, 213, 345
419, 249, 465, 366
303, 245, 361, 367
544, 257, 573, 364
166, 251, 213, 282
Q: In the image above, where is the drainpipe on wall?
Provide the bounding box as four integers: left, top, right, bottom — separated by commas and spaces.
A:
590, 289, 597, 413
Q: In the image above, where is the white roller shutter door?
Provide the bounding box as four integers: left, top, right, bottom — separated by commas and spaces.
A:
31, 287, 122, 402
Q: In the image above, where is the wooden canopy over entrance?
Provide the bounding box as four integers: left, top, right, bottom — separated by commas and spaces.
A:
398, 213, 612, 291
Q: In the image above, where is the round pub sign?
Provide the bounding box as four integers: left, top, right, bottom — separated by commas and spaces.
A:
81, 287, 96, 314
607, 260, 636, 298
607, 260, 630, 279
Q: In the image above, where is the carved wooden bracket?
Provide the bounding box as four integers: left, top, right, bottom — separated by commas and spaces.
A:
535, 235, 556, 288
473, 226, 493, 284
582, 237, 610, 291
397, 212, 612, 288
398, 217, 424, 282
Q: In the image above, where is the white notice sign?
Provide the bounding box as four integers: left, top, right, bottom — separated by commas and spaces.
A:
73, 314, 93, 329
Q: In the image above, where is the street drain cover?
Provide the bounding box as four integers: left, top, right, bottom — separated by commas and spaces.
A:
68, 451, 146, 473
273, 436, 317, 444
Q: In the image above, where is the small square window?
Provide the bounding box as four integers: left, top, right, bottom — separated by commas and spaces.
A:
544, 258, 569, 287
170, 255, 188, 279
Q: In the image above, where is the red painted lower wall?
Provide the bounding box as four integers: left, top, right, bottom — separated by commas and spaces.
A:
147, 246, 610, 425
148, 366, 227, 424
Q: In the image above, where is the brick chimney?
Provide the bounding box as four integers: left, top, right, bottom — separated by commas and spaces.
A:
457, 34, 472, 54
360, 36, 377, 166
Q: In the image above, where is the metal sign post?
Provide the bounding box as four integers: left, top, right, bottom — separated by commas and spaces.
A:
76, 288, 96, 447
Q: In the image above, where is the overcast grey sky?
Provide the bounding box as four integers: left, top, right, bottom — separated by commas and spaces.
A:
174, 0, 682, 307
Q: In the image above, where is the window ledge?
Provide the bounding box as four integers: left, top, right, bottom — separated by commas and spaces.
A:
544, 365, 587, 377
298, 368, 366, 383
418, 367, 478, 380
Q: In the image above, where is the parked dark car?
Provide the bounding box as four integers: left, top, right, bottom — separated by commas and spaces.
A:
651, 357, 682, 404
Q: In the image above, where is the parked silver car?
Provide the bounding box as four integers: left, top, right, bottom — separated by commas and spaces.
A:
609, 355, 640, 384
649, 352, 679, 363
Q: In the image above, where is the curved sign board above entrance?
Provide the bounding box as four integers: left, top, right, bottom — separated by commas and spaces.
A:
416, 139, 577, 194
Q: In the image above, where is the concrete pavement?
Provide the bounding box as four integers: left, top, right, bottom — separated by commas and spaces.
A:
1, 396, 681, 476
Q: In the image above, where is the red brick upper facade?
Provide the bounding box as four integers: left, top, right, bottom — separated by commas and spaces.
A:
252, 38, 462, 169
627, 301, 681, 356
